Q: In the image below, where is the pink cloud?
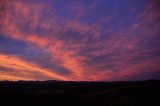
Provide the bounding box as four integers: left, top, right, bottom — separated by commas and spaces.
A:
0, 0, 160, 81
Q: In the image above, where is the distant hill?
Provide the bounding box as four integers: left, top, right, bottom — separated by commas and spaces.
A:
0, 80, 160, 106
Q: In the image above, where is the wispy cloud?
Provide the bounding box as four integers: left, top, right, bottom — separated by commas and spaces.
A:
0, 0, 160, 81
0, 53, 69, 80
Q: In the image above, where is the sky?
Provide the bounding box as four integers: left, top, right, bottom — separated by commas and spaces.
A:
0, 0, 160, 81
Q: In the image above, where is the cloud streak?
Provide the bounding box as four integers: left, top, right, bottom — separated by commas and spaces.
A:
0, 53, 69, 80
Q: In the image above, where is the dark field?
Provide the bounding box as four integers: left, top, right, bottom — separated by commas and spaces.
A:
0, 80, 160, 106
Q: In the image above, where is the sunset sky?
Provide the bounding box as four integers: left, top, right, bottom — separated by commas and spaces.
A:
0, 0, 160, 81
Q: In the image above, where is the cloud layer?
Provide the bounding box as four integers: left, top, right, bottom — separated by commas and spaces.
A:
0, 0, 160, 81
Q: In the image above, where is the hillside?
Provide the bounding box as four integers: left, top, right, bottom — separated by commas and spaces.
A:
0, 80, 160, 106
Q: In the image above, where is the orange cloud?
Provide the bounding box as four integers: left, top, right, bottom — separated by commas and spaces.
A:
0, 74, 32, 81
0, 54, 69, 81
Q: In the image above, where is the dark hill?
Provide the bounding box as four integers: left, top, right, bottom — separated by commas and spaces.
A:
0, 80, 160, 106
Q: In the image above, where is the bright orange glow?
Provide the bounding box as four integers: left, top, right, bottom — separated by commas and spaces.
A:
0, 54, 69, 81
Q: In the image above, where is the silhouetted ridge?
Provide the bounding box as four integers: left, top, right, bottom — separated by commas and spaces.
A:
0, 80, 159, 106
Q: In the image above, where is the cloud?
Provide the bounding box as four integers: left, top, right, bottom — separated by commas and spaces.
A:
0, 53, 69, 80
0, 0, 160, 81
